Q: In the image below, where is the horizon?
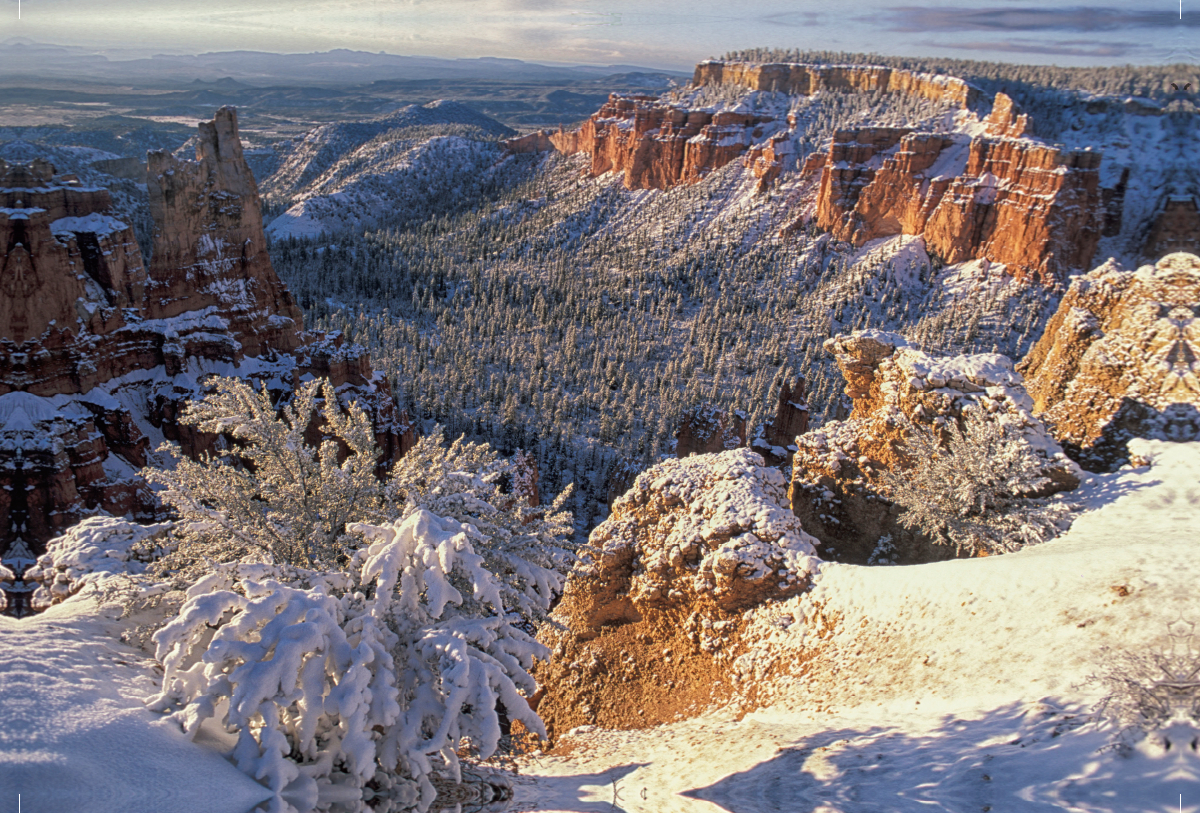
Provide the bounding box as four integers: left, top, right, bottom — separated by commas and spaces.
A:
1, 1, 1196, 73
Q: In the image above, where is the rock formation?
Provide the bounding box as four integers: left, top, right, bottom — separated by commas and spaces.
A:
809, 121, 1105, 285
675, 404, 747, 458
1143, 197, 1200, 259
982, 92, 1031, 138
500, 131, 556, 155
548, 94, 774, 190
790, 330, 1080, 564
534, 449, 818, 736
0, 108, 409, 577
752, 376, 810, 467
1019, 252, 1200, 471
692, 61, 979, 108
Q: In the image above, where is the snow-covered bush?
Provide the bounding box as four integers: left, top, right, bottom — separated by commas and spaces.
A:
143, 376, 576, 624
143, 377, 384, 577
882, 407, 1076, 554
24, 516, 173, 610
138, 375, 576, 810
1092, 625, 1200, 753
384, 433, 575, 625
147, 509, 547, 813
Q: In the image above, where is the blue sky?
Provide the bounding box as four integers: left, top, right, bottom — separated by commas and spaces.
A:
5, 0, 1197, 68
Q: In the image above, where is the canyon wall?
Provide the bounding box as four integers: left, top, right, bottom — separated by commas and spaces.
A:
811, 125, 1105, 284
0, 108, 408, 576
1019, 252, 1200, 471
692, 61, 980, 108
547, 94, 774, 190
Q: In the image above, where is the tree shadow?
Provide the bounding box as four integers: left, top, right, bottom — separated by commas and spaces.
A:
682, 700, 1200, 813
511, 762, 646, 813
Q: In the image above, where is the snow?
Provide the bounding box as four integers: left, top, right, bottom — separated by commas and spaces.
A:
0, 599, 273, 813
516, 440, 1200, 811
50, 213, 129, 239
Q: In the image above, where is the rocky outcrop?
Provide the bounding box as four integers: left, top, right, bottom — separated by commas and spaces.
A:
983, 92, 1030, 138
534, 449, 818, 736
0, 108, 407, 570
1019, 252, 1200, 471
790, 330, 1080, 564
752, 376, 810, 466
145, 107, 305, 359
1143, 197, 1200, 259
547, 94, 774, 190
675, 404, 747, 458
501, 131, 555, 154
693, 61, 979, 108
810, 121, 1104, 285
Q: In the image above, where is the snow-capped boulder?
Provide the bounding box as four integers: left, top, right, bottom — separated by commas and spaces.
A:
1020, 252, 1200, 471
535, 448, 819, 736
790, 330, 1080, 564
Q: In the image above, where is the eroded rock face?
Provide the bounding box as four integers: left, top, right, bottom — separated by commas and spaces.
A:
0, 108, 407, 565
1019, 252, 1200, 471
790, 330, 1080, 564
549, 94, 775, 190
535, 449, 818, 736
749, 376, 811, 468
675, 404, 747, 458
146, 107, 304, 357
811, 121, 1104, 285
693, 61, 979, 108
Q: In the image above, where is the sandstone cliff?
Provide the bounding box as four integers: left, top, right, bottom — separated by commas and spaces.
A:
547, 94, 774, 190
692, 61, 979, 108
790, 330, 1080, 564
1019, 252, 1200, 471
810, 122, 1104, 284
534, 449, 818, 736
0, 108, 409, 573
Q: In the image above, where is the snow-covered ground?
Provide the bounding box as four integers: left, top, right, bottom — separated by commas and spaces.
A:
0, 600, 272, 813
515, 439, 1200, 813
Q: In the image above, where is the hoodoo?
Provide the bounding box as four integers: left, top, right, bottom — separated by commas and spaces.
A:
0, 108, 410, 585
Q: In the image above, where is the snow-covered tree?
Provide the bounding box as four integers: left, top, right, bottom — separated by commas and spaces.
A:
143, 376, 384, 578
881, 407, 1075, 554
136, 375, 577, 810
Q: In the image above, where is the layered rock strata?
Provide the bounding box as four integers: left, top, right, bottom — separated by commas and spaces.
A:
810, 124, 1104, 284
1019, 252, 1200, 471
0, 108, 409, 567
789, 330, 1080, 564
692, 61, 979, 108
535, 449, 818, 736
549, 94, 774, 190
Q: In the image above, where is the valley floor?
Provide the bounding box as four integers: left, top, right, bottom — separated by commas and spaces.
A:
514, 440, 1200, 813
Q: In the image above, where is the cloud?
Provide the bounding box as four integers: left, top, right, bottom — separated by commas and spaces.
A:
918, 38, 1139, 57
887, 6, 1196, 33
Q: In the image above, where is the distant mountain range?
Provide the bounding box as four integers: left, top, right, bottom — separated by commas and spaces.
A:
0, 39, 690, 87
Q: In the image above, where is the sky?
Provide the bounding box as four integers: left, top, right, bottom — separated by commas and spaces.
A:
3, 0, 1199, 70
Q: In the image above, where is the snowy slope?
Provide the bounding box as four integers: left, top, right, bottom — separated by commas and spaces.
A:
516, 439, 1200, 812
264, 100, 512, 199
0, 600, 272, 813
